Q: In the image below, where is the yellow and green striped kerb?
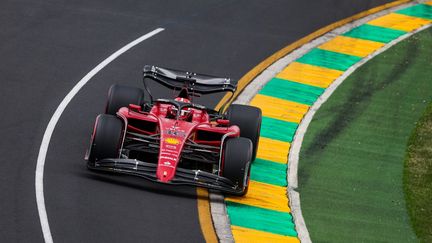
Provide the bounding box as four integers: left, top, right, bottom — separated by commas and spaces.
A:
224, 2, 432, 242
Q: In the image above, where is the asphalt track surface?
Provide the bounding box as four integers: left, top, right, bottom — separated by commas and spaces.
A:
0, 0, 393, 242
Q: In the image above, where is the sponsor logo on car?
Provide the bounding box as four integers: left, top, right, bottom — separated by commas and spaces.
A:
161, 149, 178, 154
165, 137, 180, 145
165, 129, 186, 137
160, 156, 176, 161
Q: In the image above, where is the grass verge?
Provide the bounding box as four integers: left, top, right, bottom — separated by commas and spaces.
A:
404, 102, 432, 242
298, 27, 432, 242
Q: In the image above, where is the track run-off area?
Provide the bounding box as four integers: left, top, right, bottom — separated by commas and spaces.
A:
211, 1, 432, 242
1, 0, 430, 242
299, 25, 432, 242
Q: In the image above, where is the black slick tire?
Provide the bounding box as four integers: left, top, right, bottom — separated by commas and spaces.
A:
105, 84, 145, 115
87, 114, 124, 164
226, 104, 262, 161
222, 137, 252, 196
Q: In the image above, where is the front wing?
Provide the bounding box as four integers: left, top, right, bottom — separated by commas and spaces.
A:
87, 158, 245, 195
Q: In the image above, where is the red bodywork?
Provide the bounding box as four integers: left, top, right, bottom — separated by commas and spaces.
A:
116, 100, 240, 183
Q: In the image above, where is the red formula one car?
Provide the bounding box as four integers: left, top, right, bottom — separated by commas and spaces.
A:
85, 65, 261, 195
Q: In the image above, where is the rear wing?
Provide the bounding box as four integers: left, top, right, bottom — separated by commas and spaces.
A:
142, 65, 237, 94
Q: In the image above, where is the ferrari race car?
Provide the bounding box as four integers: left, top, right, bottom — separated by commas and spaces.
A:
85, 65, 262, 196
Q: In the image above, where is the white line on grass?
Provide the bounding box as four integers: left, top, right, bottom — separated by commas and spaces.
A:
35, 28, 164, 243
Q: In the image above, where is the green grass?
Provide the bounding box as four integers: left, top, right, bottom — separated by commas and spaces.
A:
404, 102, 432, 243
298, 27, 432, 242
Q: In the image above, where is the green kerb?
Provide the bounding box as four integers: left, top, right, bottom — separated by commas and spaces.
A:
343, 24, 406, 43
397, 4, 432, 20
296, 48, 361, 71
259, 78, 324, 105
250, 158, 287, 187
226, 201, 298, 237
260, 116, 298, 143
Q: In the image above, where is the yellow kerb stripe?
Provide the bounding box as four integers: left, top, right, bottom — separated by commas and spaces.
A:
276, 62, 343, 88
425, 1, 432, 6
250, 94, 309, 123
196, 188, 218, 242
225, 180, 290, 213
318, 35, 384, 57
256, 137, 290, 164
232, 225, 300, 243
367, 13, 431, 32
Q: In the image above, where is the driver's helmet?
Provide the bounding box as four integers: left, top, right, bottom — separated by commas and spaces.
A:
175, 97, 191, 103
166, 105, 178, 118
166, 97, 192, 120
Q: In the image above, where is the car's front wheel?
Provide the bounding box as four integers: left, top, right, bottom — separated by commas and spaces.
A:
87, 114, 124, 164
222, 137, 253, 196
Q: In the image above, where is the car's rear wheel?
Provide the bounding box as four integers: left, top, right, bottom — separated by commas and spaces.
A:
105, 84, 145, 115
222, 137, 253, 196
226, 104, 262, 161
87, 114, 124, 164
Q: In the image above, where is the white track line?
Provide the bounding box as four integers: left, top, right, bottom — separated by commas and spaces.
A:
35, 28, 164, 243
